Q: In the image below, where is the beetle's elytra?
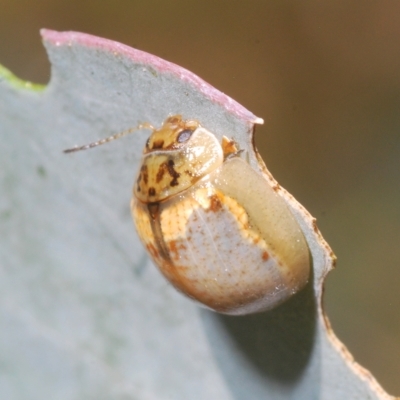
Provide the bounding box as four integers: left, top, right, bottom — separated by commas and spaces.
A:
65, 115, 310, 315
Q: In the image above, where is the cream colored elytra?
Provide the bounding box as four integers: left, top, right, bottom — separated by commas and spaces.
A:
131, 115, 310, 315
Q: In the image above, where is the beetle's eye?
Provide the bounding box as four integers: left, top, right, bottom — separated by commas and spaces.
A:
146, 138, 150, 148
177, 129, 194, 143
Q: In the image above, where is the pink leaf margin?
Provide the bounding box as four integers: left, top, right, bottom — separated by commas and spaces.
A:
40, 29, 264, 126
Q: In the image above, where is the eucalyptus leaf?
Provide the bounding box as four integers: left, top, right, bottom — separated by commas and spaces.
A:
0, 30, 393, 400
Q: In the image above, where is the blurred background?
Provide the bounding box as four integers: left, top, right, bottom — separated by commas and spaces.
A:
1, 0, 399, 395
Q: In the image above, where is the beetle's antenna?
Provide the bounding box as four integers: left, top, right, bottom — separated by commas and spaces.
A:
63, 122, 154, 153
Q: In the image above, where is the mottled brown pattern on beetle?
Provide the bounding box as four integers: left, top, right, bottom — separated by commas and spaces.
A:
169, 240, 187, 261
141, 165, 148, 184
148, 187, 156, 196
155, 164, 166, 183
168, 240, 178, 259
208, 195, 222, 212
166, 159, 180, 187
136, 165, 149, 193
184, 169, 195, 177
184, 169, 198, 184
154, 159, 181, 186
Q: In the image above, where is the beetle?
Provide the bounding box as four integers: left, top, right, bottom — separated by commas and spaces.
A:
65, 115, 310, 315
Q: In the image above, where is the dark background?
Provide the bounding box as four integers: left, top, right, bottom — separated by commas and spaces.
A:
1, 0, 399, 395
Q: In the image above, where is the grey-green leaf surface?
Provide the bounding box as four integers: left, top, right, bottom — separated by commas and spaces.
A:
0, 30, 394, 400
